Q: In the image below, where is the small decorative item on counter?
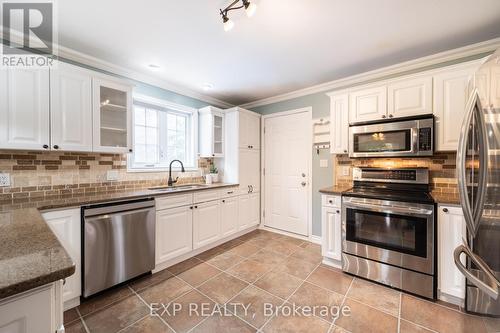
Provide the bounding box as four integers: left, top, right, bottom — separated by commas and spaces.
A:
209, 165, 219, 183
205, 173, 213, 184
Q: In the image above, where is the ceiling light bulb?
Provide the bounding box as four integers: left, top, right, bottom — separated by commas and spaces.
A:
223, 18, 234, 31
245, 2, 257, 17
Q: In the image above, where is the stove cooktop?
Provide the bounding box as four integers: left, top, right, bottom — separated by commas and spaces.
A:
342, 187, 435, 204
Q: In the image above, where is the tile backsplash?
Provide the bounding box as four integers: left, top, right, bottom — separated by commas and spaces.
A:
0, 150, 213, 201
334, 152, 457, 194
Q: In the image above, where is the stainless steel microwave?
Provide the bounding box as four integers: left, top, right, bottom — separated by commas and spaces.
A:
349, 115, 434, 158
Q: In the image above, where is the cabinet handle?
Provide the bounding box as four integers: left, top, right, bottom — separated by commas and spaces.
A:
43, 144, 49, 149
443, 208, 449, 213
227, 191, 233, 194
53, 145, 59, 150
382, 115, 387, 119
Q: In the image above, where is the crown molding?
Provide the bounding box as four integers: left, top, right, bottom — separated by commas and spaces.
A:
1, 29, 233, 109
56, 46, 234, 109
239, 37, 500, 109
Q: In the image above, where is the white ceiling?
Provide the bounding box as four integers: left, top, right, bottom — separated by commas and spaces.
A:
58, 0, 500, 105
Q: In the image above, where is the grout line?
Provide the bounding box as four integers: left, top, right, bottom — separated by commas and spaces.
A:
329, 276, 354, 332
397, 292, 402, 333
128, 285, 178, 333
75, 307, 91, 333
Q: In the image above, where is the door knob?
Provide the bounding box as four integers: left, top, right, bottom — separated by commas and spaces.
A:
301, 182, 307, 187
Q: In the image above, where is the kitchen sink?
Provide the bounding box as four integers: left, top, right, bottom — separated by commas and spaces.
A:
148, 184, 209, 192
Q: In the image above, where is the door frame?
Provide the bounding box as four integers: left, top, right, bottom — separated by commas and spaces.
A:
260, 107, 313, 240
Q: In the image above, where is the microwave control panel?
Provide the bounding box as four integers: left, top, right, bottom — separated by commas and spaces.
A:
418, 127, 432, 151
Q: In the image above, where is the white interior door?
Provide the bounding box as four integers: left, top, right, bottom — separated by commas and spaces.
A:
264, 110, 310, 236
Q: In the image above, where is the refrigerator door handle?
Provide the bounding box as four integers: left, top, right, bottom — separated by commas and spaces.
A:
454, 244, 500, 300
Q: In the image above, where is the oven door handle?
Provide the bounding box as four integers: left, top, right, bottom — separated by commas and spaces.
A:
344, 202, 433, 216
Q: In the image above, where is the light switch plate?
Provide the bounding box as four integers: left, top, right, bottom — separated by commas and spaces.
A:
106, 170, 119, 181
342, 166, 350, 176
319, 159, 328, 168
0, 173, 11, 187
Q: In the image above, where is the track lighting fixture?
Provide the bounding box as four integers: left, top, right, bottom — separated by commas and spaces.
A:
219, 0, 257, 31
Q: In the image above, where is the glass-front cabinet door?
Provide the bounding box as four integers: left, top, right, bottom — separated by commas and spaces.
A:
93, 77, 132, 153
213, 113, 224, 156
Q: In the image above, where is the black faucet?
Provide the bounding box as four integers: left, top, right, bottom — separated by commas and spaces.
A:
168, 160, 185, 186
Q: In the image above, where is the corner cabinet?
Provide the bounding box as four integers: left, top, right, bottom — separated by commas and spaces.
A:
93, 77, 133, 153
0, 67, 50, 150
42, 208, 82, 306
327, 91, 349, 154
438, 205, 467, 304
198, 106, 225, 158
321, 194, 342, 267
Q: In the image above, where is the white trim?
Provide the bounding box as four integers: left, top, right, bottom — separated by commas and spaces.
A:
258, 225, 312, 242
260, 107, 313, 238
322, 257, 342, 269
239, 37, 500, 109
309, 235, 322, 245
133, 93, 198, 114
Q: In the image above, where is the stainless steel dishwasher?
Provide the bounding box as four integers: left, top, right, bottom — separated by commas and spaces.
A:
82, 198, 155, 298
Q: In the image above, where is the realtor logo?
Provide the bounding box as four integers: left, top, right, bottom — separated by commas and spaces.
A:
1, 1, 56, 67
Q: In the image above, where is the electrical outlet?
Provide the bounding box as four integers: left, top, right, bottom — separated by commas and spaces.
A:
342, 166, 350, 177
0, 173, 11, 187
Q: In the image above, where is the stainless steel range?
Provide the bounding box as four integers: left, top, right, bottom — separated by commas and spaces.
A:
342, 167, 436, 299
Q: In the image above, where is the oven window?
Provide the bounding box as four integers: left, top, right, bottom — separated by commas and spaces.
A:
353, 129, 411, 153
346, 208, 427, 257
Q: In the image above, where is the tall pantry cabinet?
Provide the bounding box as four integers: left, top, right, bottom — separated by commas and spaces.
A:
223, 107, 261, 230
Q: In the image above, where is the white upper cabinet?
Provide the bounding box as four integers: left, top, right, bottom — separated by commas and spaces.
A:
387, 76, 433, 118
239, 110, 260, 149
50, 62, 93, 152
328, 91, 349, 154
349, 85, 387, 123
0, 68, 50, 150
433, 64, 476, 151
92, 76, 133, 153
198, 106, 225, 158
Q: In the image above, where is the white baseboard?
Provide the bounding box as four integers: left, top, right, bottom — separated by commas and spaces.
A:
258, 225, 311, 241
309, 235, 322, 245
63, 296, 80, 311
322, 257, 342, 269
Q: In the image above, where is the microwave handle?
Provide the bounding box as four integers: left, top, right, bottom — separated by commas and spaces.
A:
411, 128, 419, 153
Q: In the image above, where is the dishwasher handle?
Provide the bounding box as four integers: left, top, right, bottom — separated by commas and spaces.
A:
84, 198, 155, 218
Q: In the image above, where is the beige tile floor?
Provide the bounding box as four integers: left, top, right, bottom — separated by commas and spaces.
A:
64, 230, 500, 333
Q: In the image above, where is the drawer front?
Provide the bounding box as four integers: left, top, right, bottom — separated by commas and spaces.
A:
156, 193, 193, 210
220, 187, 239, 198
322, 195, 341, 208
194, 189, 220, 203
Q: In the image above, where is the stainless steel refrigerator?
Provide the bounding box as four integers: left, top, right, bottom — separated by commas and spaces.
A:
454, 48, 500, 316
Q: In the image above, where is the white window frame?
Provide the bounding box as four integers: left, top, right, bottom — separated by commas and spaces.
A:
128, 94, 199, 172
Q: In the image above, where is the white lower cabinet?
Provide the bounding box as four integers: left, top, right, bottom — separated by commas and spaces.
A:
249, 193, 260, 227
193, 200, 221, 249
321, 195, 342, 264
0, 281, 64, 333
156, 206, 193, 264
438, 205, 467, 302
42, 209, 81, 304
221, 196, 239, 237
238, 193, 260, 230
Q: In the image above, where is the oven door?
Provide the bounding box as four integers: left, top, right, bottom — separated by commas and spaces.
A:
342, 196, 435, 274
349, 120, 418, 158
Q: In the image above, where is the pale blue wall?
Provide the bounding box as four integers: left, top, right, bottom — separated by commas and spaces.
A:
252, 93, 332, 237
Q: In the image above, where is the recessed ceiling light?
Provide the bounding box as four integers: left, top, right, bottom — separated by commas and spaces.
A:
147, 64, 161, 70
203, 83, 213, 91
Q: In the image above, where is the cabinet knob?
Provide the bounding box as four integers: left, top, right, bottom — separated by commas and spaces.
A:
382, 115, 387, 119
443, 208, 449, 213
343, 150, 347, 153
43, 144, 49, 149
328, 200, 333, 204
389, 114, 394, 118
336, 210, 340, 214
194, 205, 198, 209
222, 200, 225, 203
190, 206, 193, 210
129, 149, 133, 153
53, 145, 59, 150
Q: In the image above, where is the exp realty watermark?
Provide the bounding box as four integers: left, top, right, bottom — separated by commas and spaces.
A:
150, 302, 351, 321
1, 0, 57, 68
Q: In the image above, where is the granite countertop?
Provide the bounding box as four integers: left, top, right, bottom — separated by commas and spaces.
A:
430, 192, 461, 205
319, 185, 352, 195
0, 182, 238, 299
